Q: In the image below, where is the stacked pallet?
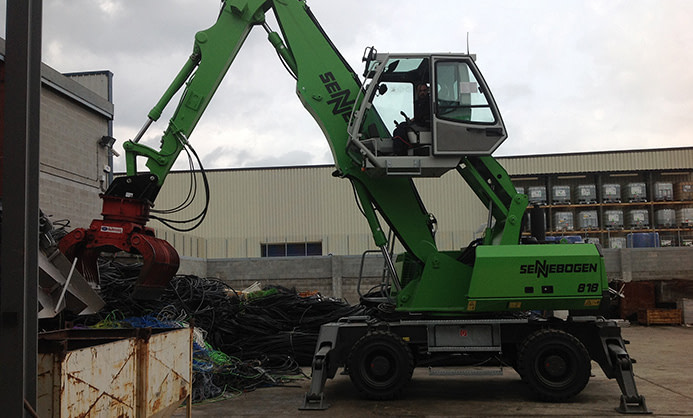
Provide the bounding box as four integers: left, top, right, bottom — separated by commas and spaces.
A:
637, 309, 682, 325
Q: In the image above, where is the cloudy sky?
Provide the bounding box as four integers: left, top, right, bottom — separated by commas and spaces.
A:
2, 0, 692, 172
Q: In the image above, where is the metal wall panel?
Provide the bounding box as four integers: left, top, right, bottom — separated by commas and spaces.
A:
153, 165, 488, 257
153, 166, 377, 257
152, 148, 693, 258
500, 148, 693, 176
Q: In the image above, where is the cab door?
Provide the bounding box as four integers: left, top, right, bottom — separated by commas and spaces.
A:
431, 56, 507, 155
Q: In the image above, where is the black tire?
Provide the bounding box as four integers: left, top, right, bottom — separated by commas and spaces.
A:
347, 330, 414, 400
517, 329, 591, 402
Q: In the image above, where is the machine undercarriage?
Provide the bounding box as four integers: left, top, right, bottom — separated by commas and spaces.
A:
302, 312, 649, 414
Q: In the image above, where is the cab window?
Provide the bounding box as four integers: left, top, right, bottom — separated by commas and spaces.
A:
367, 81, 413, 136
435, 61, 495, 124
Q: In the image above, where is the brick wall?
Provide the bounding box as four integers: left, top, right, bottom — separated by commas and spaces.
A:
0, 51, 112, 229
38, 88, 109, 227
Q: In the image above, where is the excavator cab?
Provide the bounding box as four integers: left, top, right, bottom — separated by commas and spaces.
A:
348, 50, 507, 177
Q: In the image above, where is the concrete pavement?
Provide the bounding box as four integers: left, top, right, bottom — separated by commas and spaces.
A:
174, 324, 693, 417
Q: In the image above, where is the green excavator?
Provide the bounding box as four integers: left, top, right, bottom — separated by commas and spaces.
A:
59, 0, 649, 413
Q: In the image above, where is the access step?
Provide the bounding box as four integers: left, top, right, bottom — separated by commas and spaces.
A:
428, 366, 503, 376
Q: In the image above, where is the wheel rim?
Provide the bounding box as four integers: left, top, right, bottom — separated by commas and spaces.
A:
348, 331, 414, 400
534, 345, 577, 389
359, 348, 399, 388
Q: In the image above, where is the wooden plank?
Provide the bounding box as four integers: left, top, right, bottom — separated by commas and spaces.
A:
637, 309, 682, 325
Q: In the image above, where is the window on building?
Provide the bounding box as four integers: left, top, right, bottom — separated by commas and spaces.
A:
261, 241, 322, 257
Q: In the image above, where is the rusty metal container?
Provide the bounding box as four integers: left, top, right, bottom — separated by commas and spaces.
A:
37, 327, 192, 418
675, 182, 693, 201
139, 328, 193, 418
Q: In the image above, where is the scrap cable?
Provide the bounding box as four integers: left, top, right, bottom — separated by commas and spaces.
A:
69, 258, 368, 401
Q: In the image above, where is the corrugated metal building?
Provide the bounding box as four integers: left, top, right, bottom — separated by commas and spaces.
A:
151, 147, 693, 258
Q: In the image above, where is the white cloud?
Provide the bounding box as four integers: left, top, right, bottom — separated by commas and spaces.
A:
1, 0, 691, 169
97, 0, 123, 16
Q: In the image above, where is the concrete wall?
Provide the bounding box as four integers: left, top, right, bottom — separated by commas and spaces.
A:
189, 247, 693, 303
603, 247, 693, 282
177, 256, 208, 278
201, 254, 385, 304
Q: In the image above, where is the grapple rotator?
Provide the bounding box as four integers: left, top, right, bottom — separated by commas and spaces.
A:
59, 174, 179, 300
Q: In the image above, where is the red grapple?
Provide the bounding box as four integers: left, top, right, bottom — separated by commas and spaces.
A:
59, 195, 179, 300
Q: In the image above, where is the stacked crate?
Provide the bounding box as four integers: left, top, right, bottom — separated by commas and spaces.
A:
578, 210, 599, 230
602, 184, 621, 203
675, 182, 693, 201
552, 185, 571, 204
554, 212, 574, 231
515, 179, 691, 247
575, 184, 597, 204
674, 182, 693, 229
626, 183, 647, 202
609, 237, 626, 248
656, 209, 676, 228
604, 210, 624, 229
678, 208, 693, 228
654, 182, 674, 201
527, 186, 547, 205
628, 209, 649, 229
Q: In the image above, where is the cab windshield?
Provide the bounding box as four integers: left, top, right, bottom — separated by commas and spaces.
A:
360, 57, 429, 137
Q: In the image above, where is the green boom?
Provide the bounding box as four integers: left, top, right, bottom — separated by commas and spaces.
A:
119, 0, 607, 314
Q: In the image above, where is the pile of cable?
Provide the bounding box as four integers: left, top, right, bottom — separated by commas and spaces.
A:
70, 258, 366, 401
215, 286, 368, 364
191, 338, 306, 403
